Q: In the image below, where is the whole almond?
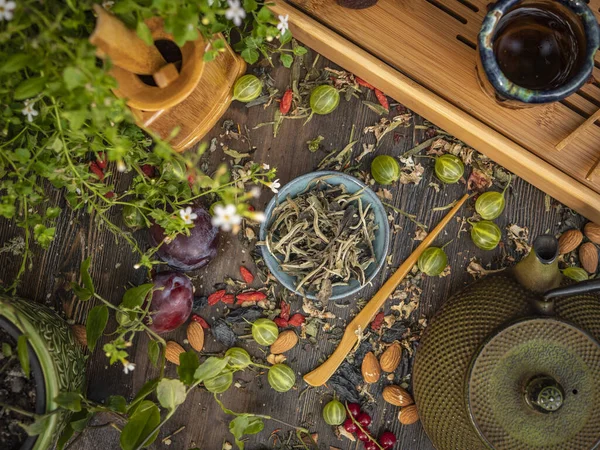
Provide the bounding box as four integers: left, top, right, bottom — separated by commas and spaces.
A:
270, 330, 298, 354
71, 324, 87, 347
558, 229, 583, 254
380, 343, 402, 372
187, 322, 205, 352
361, 352, 381, 384
584, 222, 600, 245
398, 404, 419, 425
165, 341, 185, 365
579, 242, 599, 273
383, 385, 414, 407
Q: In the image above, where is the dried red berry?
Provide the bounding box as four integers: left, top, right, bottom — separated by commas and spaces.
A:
370, 311, 384, 331
356, 77, 375, 89
208, 290, 227, 306
104, 191, 115, 199
191, 314, 210, 329
280, 88, 293, 115
288, 314, 305, 327
96, 152, 107, 169
274, 317, 289, 328
221, 294, 235, 305
239, 266, 254, 284
374, 89, 389, 111
280, 300, 291, 321
236, 291, 267, 304
343, 418, 358, 433
89, 161, 104, 180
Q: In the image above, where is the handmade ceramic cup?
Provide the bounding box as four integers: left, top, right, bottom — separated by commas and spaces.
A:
477, 0, 599, 108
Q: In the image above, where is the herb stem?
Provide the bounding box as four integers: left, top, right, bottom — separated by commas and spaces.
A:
382, 202, 428, 230
0, 402, 36, 418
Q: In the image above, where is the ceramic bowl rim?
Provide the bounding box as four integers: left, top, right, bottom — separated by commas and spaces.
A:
258, 170, 390, 300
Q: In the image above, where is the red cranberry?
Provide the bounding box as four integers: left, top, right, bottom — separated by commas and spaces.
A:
364, 441, 378, 450
343, 418, 358, 433
357, 430, 370, 442
347, 402, 361, 418
379, 431, 397, 449
357, 412, 372, 427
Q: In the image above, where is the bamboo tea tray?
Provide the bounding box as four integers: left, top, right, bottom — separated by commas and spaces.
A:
270, 0, 600, 223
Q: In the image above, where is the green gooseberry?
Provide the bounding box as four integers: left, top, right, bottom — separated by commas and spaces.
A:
251, 318, 279, 346
122, 204, 146, 230
435, 154, 464, 184
322, 399, 346, 426
371, 155, 400, 185
470, 220, 502, 250
267, 363, 296, 392
562, 267, 588, 282
204, 371, 233, 393
310, 85, 340, 115
475, 176, 511, 220
418, 247, 448, 276
225, 347, 252, 371
233, 74, 263, 102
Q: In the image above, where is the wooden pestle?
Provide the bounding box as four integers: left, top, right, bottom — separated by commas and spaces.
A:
303, 193, 469, 387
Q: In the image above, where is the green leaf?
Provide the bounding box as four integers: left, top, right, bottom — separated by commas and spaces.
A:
121, 283, 153, 309
70, 282, 92, 301
280, 53, 293, 68
229, 415, 250, 449
279, 29, 292, 45
14, 77, 47, 100
20, 414, 52, 436
243, 0, 258, 11
2, 342, 12, 357
69, 410, 93, 432
293, 46, 308, 56
45, 206, 61, 219
177, 351, 200, 386
56, 423, 74, 450
120, 401, 160, 450
63, 67, 86, 91
80, 257, 94, 296
127, 378, 159, 414
147, 340, 160, 367
0, 54, 33, 73
106, 395, 127, 413
243, 417, 264, 435
55, 392, 82, 412
86, 305, 108, 352
256, 6, 272, 22
17, 335, 30, 378
156, 378, 186, 412
136, 21, 154, 46
241, 48, 259, 65
193, 356, 229, 383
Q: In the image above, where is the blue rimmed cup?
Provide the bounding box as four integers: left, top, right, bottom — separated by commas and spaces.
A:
258, 171, 390, 301
477, 0, 599, 107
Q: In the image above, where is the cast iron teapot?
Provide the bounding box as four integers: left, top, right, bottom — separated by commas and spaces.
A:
413, 235, 600, 450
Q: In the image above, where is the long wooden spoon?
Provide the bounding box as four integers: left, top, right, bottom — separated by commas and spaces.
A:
303, 193, 469, 387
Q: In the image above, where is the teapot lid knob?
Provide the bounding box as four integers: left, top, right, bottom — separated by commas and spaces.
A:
524, 375, 564, 413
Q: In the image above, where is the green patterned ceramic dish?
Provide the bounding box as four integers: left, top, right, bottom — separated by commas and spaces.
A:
0, 296, 86, 450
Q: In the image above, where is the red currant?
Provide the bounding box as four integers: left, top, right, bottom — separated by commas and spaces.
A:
357, 430, 370, 442
379, 431, 397, 449
347, 402, 361, 418
343, 418, 358, 434
357, 412, 372, 427
364, 441, 378, 450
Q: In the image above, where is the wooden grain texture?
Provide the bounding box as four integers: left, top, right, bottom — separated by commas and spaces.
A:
272, 0, 600, 223
0, 51, 581, 450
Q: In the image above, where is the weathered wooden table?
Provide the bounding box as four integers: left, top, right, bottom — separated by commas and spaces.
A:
0, 50, 580, 450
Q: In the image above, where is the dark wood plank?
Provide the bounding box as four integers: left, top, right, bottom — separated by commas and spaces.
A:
0, 46, 580, 450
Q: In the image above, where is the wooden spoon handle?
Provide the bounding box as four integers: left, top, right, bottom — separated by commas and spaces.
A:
303, 193, 469, 387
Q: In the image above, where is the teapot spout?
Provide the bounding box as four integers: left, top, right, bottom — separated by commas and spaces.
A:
513, 235, 562, 293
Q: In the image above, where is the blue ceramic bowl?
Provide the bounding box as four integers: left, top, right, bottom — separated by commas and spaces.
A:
259, 171, 390, 301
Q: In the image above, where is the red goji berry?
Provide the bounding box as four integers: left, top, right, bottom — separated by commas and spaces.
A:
141, 164, 155, 178
274, 317, 289, 328
187, 174, 195, 186
248, 205, 255, 212
191, 314, 210, 329
208, 290, 226, 306
236, 291, 267, 304
97, 152, 107, 169
279, 300, 290, 321
221, 294, 235, 305
104, 191, 115, 199
279, 89, 293, 115
356, 77, 375, 90
370, 311, 385, 331
374, 89, 389, 111
288, 314, 306, 327
240, 266, 254, 284
89, 161, 104, 180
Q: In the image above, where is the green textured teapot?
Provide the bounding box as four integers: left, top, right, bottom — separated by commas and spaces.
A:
413, 235, 600, 450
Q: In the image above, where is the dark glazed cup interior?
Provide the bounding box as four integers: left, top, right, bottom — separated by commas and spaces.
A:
478, 0, 600, 105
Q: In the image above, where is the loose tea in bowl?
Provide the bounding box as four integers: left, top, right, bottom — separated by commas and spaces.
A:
259, 171, 389, 301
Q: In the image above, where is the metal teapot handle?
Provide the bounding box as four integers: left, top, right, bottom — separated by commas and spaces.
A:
543, 278, 600, 301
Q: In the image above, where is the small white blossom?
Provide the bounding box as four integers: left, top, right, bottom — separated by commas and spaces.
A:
277, 14, 289, 34
123, 362, 135, 375
268, 179, 281, 194
21, 100, 38, 122
225, 0, 246, 26
0, 0, 16, 21
251, 211, 266, 223
262, 163, 270, 170
179, 206, 198, 225
117, 160, 126, 172
101, 1, 114, 9
250, 186, 262, 198
211, 204, 242, 232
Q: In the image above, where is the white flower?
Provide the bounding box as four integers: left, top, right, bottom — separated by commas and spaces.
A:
0, 0, 16, 21
262, 163, 270, 170
179, 206, 198, 225
268, 179, 281, 193
123, 362, 135, 374
251, 211, 266, 223
117, 160, 126, 172
250, 186, 261, 198
225, 0, 246, 27
21, 100, 38, 122
211, 204, 242, 232
277, 14, 289, 34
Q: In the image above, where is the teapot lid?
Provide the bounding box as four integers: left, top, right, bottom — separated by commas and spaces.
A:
467, 317, 600, 449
